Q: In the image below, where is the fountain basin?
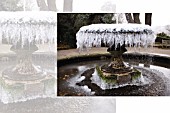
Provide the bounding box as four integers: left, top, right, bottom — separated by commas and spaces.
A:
96, 65, 141, 85
58, 52, 170, 96
0, 53, 56, 103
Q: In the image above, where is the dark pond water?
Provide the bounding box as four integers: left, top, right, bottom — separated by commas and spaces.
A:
58, 56, 170, 96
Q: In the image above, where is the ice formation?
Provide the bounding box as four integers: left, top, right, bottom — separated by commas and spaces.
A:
76, 23, 156, 50
0, 11, 56, 46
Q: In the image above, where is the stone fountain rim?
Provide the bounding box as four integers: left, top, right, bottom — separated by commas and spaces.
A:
57, 52, 169, 96
57, 52, 170, 67
77, 23, 154, 34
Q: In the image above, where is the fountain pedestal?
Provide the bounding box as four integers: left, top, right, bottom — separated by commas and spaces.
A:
97, 44, 141, 84
0, 43, 55, 103
2, 42, 45, 81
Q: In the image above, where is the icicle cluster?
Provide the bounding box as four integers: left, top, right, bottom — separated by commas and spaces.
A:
0, 11, 56, 46
76, 24, 156, 50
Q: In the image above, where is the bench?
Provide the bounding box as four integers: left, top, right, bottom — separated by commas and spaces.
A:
162, 40, 170, 48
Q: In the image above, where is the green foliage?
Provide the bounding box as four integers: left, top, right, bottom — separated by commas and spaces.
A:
157, 32, 170, 39
57, 14, 77, 48
73, 14, 91, 32
102, 14, 115, 23
131, 69, 141, 80
58, 13, 116, 49
96, 66, 117, 84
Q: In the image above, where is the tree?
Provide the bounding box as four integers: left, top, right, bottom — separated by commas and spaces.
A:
125, 13, 134, 23
58, 13, 115, 48
47, 0, 57, 11
36, 0, 57, 11
145, 13, 152, 26
125, 13, 141, 24
63, 0, 73, 12
125, 13, 152, 26
113, 13, 127, 23
36, 0, 48, 10
133, 13, 141, 24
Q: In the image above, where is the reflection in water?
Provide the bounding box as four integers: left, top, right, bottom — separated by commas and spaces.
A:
0, 11, 57, 104
0, 53, 56, 104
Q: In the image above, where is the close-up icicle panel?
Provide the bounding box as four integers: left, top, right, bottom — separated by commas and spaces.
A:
0, 11, 56, 46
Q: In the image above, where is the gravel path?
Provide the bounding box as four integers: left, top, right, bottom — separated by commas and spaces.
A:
57, 47, 170, 60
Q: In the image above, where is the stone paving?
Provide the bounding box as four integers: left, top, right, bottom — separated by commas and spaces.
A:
58, 47, 170, 60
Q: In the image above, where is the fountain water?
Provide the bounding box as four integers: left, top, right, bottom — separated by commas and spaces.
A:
0, 11, 56, 103
76, 23, 155, 89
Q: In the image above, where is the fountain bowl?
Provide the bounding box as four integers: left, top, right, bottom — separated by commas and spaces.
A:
57, 51, 170, 96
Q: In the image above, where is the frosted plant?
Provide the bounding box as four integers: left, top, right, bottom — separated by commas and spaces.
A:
112, 13, 128, 24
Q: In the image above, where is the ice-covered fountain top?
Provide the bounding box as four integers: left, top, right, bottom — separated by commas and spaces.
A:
76, 23, 156, 50
0, 11, 56, 46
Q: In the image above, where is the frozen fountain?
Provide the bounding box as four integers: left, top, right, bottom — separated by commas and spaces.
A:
58, 23, 170, 96
76, 23, 156, 89
0, 11, 56, 103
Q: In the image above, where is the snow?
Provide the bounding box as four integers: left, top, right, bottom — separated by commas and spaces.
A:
76, 23, 156, 50
112, 13, 127, 24
152, 25, 170, 36
76, 76, 86, 82
0, 11, 56, 46
0, 11, 56, 24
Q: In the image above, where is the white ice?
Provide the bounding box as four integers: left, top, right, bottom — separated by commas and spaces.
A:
0, 11, 57, 46
76, 76, 85, 82
76, 23, 156, 51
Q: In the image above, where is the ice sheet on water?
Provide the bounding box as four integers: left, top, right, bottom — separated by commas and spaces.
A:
76, 23, 156, 51
0, 11, 56, 46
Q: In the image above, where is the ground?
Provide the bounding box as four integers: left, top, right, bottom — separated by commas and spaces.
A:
58, 47, 170, 60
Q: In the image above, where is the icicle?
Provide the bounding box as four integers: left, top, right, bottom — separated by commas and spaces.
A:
0, 11, 56, 46
76, 23, 156, 51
